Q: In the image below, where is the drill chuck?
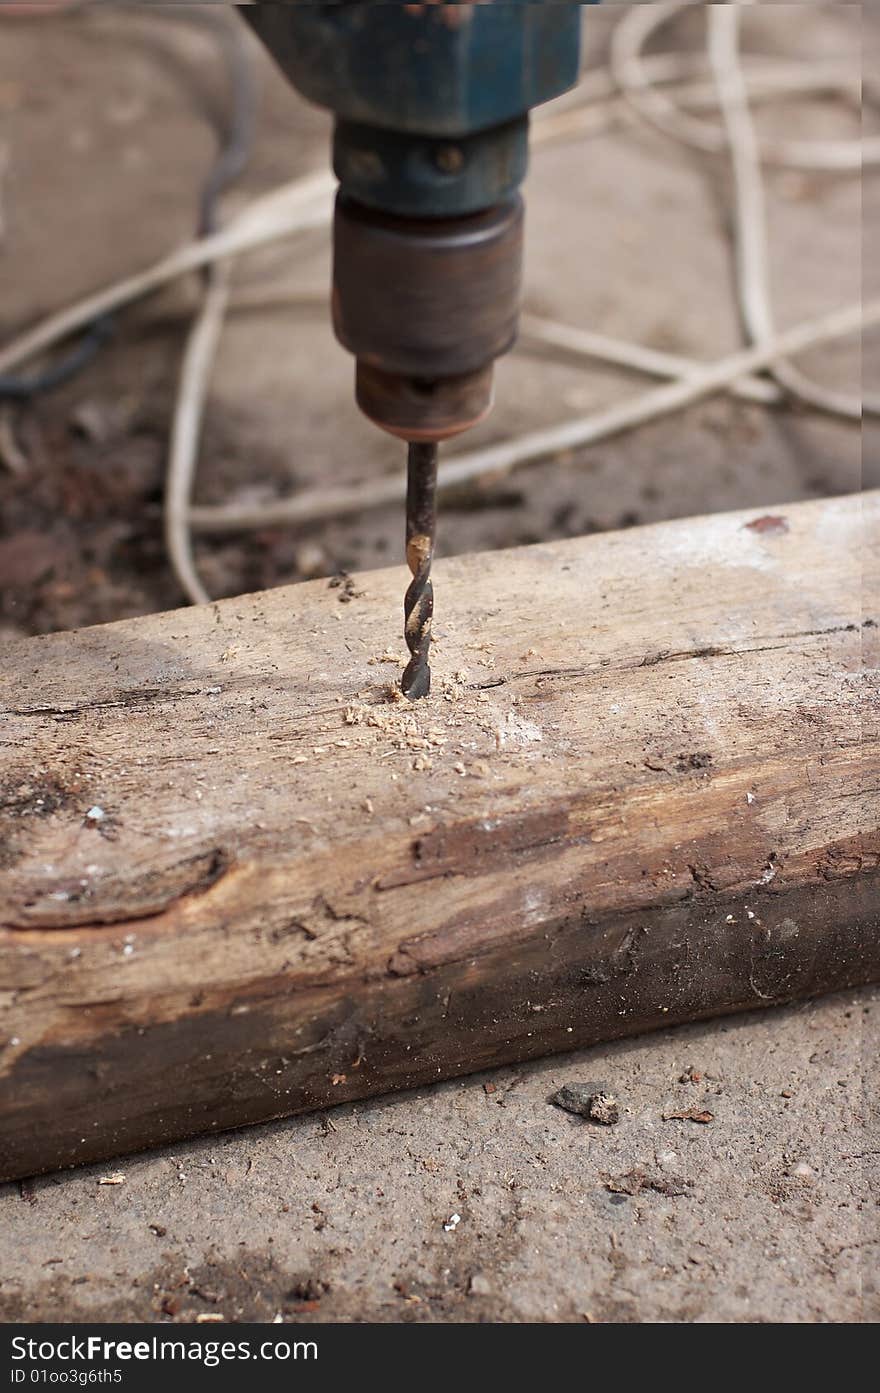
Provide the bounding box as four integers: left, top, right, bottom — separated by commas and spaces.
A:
332, 193, 523, 440
242, 1, 584, 441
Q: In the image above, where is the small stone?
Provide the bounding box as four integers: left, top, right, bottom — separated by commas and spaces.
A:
553, 1082, 619, 1124
587, 1092, 620, 1126
792, 1162, 816, 1182
468, 1273, 492, 1296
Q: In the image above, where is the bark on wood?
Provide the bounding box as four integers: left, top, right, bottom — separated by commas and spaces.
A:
1, 494, 877, 1181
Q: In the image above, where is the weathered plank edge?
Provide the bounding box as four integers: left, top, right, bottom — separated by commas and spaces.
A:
2, 868, 878, 1181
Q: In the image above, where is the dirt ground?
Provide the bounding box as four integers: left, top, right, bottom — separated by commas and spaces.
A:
1, 990, 878, 1325
0, 3, 876, 1323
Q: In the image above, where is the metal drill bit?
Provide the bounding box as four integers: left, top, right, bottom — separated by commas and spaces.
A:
401, 440, 438, 700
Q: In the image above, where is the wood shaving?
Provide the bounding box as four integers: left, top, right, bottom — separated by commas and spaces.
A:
344, 703, 446, 753
437, 672, 472, 703
368, 651, 405, 666
495, 711, 543, 750
340, 676, 542, 779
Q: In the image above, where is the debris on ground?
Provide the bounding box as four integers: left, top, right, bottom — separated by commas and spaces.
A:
662, 1108, 715, 1124
586, 1092, 620, 1125
604, 1168, 693, 1198
552, 1082, 620, 1124
288, 1277, 329, 1303
97, 1173, 125, 1185
443, 1212, 461, 1232
678, 1065, 703, 1084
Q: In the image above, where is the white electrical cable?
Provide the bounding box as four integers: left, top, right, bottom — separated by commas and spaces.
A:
0, 4, 871, 595
188, 299, 875, 534
533, 53, 861, 148
519, 313, 783, 405
0, 170, 335, 380
611, 0, 877, 170
708, 3, 864, 421
178, 4, 872, 563
0, 45, 867, 381
164, 261, 232, 605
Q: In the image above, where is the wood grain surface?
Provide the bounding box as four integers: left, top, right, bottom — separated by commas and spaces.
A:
1, 493, 877, 1180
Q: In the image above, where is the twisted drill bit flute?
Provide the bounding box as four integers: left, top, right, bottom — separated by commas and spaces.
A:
401, 441, 438, 700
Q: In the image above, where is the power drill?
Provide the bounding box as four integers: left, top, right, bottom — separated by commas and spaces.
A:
240, 2, 585, 697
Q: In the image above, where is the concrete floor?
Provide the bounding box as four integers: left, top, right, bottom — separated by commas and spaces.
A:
0, 4, 877, 1323
1, 990, 877, 1324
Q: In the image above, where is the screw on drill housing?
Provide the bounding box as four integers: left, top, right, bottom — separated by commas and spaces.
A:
401, 441, 438, 700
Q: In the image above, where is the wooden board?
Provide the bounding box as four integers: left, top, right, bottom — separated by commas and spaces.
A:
1, 494, 878, 1181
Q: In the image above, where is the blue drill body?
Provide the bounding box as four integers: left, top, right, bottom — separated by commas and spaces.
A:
243, 2, 589, 437
241, 2, 592, 697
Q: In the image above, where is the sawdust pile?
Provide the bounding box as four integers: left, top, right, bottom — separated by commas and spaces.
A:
339, 662, 543, 777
